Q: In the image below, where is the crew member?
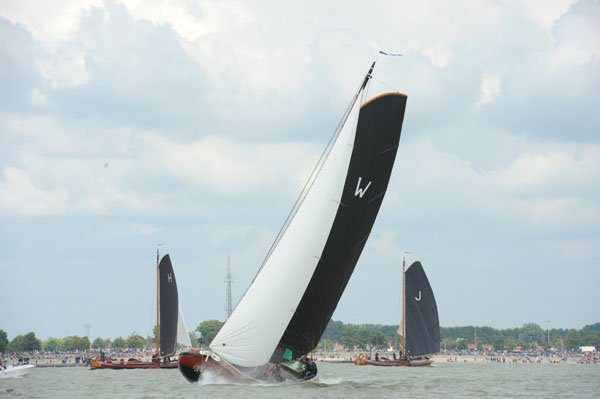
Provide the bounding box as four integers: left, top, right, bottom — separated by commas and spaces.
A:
304, 357, 318, 379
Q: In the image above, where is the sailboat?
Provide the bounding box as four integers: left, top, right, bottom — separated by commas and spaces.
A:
179, 59, 407, 383
354, 258, 439, 367
91, 252, 192, 370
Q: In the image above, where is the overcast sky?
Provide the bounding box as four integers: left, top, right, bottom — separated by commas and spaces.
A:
1, 0, 599, 340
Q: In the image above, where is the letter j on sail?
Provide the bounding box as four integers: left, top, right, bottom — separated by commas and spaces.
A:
354, 177, 372, 198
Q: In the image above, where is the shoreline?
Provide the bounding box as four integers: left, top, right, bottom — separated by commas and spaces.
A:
5, 350, 599, 367
314, 352, 599, 365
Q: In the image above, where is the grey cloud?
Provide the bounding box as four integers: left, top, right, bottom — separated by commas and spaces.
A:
482, 0, 600, 140
49, 4, 209, 136
0, 18, 41, 112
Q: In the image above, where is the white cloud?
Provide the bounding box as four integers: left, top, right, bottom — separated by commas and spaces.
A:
513, 0, 576, 31
497, 149, 600, 196
0, 0, 102, 42
209, 225, 253, 246
386, 137, 600, 236
0, 0, 100, 88
148, 134, 318, 197
407, 40, 453, 69
36, 48, 92, 88
131, 222, 162, 235
476, 72, 502, 107
120, 0, 250, 42
549, 0, 600, 68
30, 89, 48, 108
0, 167, 67, 215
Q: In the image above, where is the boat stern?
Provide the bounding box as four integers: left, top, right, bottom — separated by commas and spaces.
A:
89, 359, 104, 370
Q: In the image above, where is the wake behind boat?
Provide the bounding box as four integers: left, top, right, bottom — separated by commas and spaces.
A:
355, 258, 440, 367
179, 59, 407, 384
0, 364, 35, 379
91, 253, 191, 370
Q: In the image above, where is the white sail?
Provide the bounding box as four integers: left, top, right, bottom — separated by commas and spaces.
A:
177, 307, 192, 348
210, 96, 362, 367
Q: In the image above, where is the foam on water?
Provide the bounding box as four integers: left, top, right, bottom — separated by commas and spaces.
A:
196, 369, 239, 385
312, 376, 348, 386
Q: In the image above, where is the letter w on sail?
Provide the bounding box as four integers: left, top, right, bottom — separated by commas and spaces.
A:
354, 177, 372, 198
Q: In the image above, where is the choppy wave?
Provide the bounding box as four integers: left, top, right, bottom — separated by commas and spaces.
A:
4, 360, 599, 398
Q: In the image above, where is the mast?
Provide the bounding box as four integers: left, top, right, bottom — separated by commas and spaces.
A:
156, 248, 160, 357
401, 255, 406, 357
360, 61, 376, 91
225, 255, 233, 318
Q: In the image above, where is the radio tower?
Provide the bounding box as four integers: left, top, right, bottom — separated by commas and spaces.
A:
224, 255, 233, 318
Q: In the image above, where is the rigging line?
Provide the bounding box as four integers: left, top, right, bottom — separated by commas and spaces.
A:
255, 83, 358, 273
257, 68, 372, 269
229, 64, 376, 316
364, 73, 371, 103
371, 76, 400, 93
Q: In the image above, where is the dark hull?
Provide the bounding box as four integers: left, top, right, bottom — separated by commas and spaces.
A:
178, 350, 317, 384
90, 360, 178, 370
354, 357, 432, 367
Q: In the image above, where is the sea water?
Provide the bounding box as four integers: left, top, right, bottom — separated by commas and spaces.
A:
1, 362, 598, 398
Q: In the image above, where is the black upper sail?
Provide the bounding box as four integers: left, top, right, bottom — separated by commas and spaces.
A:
404, 261, 440, 356
158, 254, 179, 357
271, 92, 407, 361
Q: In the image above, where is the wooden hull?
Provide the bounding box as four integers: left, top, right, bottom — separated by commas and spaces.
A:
354, 357, 432, 367
178, 349, 318, 384
90, 359, 178, 370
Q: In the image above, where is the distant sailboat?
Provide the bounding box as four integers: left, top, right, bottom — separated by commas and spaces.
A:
179, 60, 407, 383
355, 258, 439, 367
91, 253, 191, 370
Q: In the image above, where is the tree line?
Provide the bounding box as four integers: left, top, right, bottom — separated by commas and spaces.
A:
319, 321, 600, 351
192, 320, 600, 351
2, 321, 599, 353
440, 322, 600, 350
0, 330, 149, 353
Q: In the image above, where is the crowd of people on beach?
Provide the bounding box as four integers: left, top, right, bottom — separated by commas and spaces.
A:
1, 348, 162, 367
311, 347, 599, 365
578, 352, 600, 364
440, 348, 599, 364
3, 347, 598, 367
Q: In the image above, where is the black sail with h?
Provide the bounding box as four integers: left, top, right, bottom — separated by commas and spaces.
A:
158, 254, 179, 357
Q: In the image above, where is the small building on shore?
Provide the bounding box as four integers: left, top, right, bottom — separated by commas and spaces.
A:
579, 346, 596, 353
